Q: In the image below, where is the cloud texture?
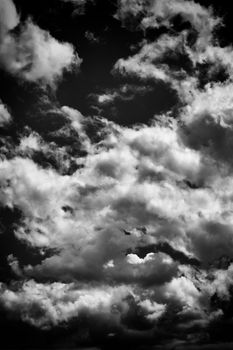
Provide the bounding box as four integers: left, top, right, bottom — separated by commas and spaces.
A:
0, 0, 81, 85
1, 0, 233, 348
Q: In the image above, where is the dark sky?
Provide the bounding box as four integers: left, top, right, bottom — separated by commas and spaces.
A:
1, 0, 233, 349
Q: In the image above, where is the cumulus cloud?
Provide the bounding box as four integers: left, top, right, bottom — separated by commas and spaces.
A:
0, 280, 167, 331
126, 252, 155, 264
0, 0, 81, 85
0, 102, 233, 339
0, 280, 131, 328
0, 112, 231, 280
18, 132, 43, 152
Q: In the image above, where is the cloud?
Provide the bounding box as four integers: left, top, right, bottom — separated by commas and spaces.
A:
0, 0, 81, 86
0, 0, 19, 34
116, 0, 219, 48
188, 222, 233, 265
0, 100, 11, 126
179, 82, 233, 168
0, 114, 230, 282
126, 252, 155, 265
113, 34, 183, 83
0, 280, 132, 329
164, 275, 201, 309
1, 106, 233, 346
138, 299, 166, 321
115, 0, 146, 24
7, 254, 23, 277
18, 133, 42, 152
2, 0, 233, 347
0, 279, 167, 333
113, 0, 230, 107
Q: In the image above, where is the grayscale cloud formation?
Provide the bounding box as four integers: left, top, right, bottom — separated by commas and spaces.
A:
0, 0, 81, 85
1, 0, 233, 348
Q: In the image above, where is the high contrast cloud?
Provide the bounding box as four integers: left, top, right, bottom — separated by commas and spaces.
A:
0, 0, 81, 86
1, 0, 233, 349
0, 280, 134, 328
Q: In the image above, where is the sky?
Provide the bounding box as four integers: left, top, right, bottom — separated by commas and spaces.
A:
1, 0, 233, 349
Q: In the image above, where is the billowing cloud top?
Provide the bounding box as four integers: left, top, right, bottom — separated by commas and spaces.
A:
1, 0, 233, 349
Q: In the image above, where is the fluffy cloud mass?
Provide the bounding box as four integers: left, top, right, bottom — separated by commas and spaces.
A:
0, 0, 81, 85
1, 0, 233, 349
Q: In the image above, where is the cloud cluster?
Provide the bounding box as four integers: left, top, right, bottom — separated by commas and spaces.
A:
0, 280, 134, 329
114, 0, 233, 107
116, 0, 219, 45
0, 102, 233, 337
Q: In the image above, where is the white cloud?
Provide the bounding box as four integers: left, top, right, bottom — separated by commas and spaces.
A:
1, 107, 233, 333
115, 0, 145, 22
98, 93, 117, 104
0, 0, 19, 34
0, 0, 81, 86
126, 252, 155, 265
116, 0, 219, 49
164, 276, 201, 308
0, 101, 11, 126
2, 0, 233, 339
138, 299, 166, 321
61, 105, 92, 151
114, 34, 182, 83
0, 280, 132, 329
114, 0, 230, 107
19, 133, 42, 152
0, 114, 232, 283
0, 279, 168, 330
179, 81, 233, 168
7, 254, 23, 277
